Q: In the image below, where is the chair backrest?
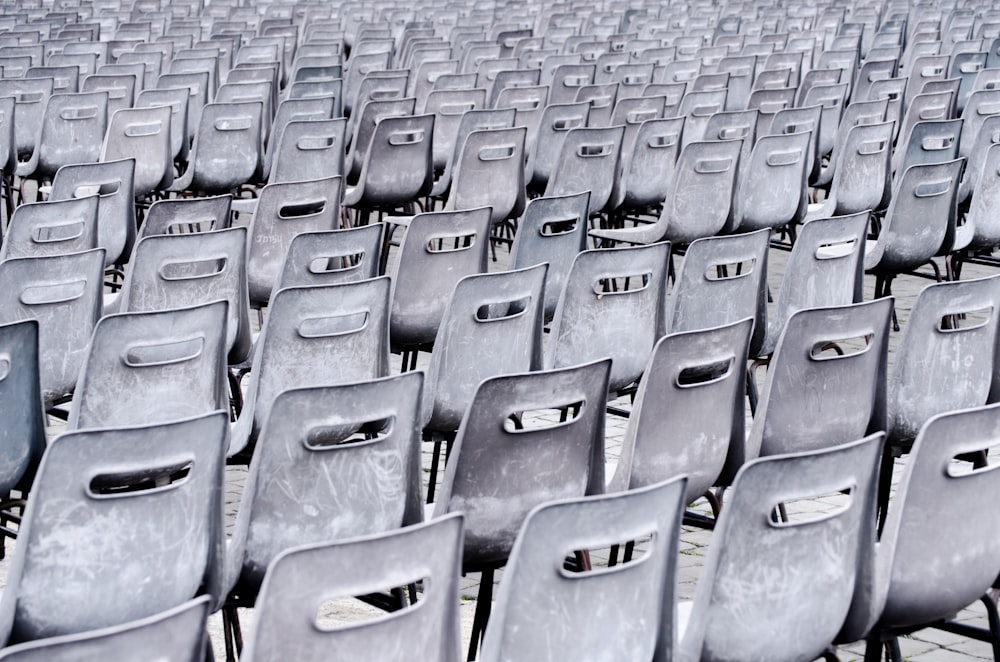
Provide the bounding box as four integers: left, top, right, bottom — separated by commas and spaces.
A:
242, 514, 464, 662
609, 317, 752, 502
679, 434, 882, 662
575, 82, 618, 127
822, 120, 894, 217
525, 100, 590, 190
100, 105, 173, 196
762, 212, 870, 356
344, 113, 435, 211
48, 158, 137, 267
424, 264, 547, 432
135, 86, 191, 162
889, 275, 1000, 445
234, 277, 392, 456
0, 597, 210, 662
268, 118, 346, 184
873, 403, 1000, 629
246, 176, 342, 306
479, 477, 687, 662
0, 248, 105, 405
30, 90, 108, 180
966, 142, 1000, 251
667, 228, 770, 354
389, 207, 491, 350
425, 87, 488, 171
433, 359, 611, 567
544, 124, 624, 216
0, 95, 14, 175
81, 73, 136, 118
893, 117, 963, 177
139, 194, 232, 240
659, 137, 743, 243
748, 298, 892, 461
731, 130, 811, 233
0, 77, 53, 158
613, 115, 683, 211
444, 125, 526, 223
0, 196, 98, 260
67, 301, 229, 431
345, 96, 415, 182
155, 71, 210, 143
228, 372, 425, 599
0, 320, 46, 497
180, 100, 263, 194
0, 412, 227, 644
120, 227, 251, 364
275, 226, 383, 291
547, 242, 670, 393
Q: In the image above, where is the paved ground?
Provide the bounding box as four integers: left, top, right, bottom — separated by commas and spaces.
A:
5, 228, 998, 660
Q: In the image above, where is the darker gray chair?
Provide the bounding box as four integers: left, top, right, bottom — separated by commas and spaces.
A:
241, 514, 464, 662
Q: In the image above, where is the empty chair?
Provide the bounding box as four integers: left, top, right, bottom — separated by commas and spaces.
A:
135, 86, 191, 164
611, 115, 684, 215
0, 77, 53, 164
547, 242, 670, 394
274, 226, 383, 292
119, 227, 251, 365
429, 107, 517, 201
432, 358, 611, 657
748, 298, 892, 462
0, 320, 46, 514
0, 412, 228, 645
345, 97, 417, 183
730, 130, 811, 234
0, 196, 98, 260
806, 121, 894, 221
241, 514, 464, 662
543, 125, 624, 218
168, 101, 264, 195
66, 301, 229, 431
0, 249, 105, 407
245, 176, 342, 308
479, 476, 687, 662
667, 229, 770, 356
892, 118, 963, 178
224, 373, 426, 653
266, 118, 346, 185
154, 71, 210, 145
677, 434, 882, 662
81, 73, 137, 118
425, 88, 488, 172
229, 278, 392, 457
100, 105, 173, 197
16, 91, 108, 183
443, 126, 527, 232
608, 318, 752, 506
525, 101, 590, 192
139, 195, 232, 240
0, 597, 210, 662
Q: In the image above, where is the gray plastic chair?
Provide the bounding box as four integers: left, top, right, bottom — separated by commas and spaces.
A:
230, 277, 392, 457
154, 71, 210, 145
547, 242, 669, 394
814, 98, 889, 189
892, 118, 963, 179
388, 207, 491, 360
134, 86, 191, 164
139, 194, 232, 240
479, 476, 687, 662
0, 411, 227, 645
48, 158, 137, 268
730, 130, 810, 233
80, 73, 136, 118
806, 121, 894, 221
16, 91, 108, 182
667, 229, 770, 356
425, 87, 488, 172
66, 301, 229, 431
245, 176, 342, 308
760, 212, 870, 357
610, 115, 683, 214
430, 107, 516, 200
608, 318, 752, 507
224, 373, 426, 657
543, 124, 624, 217
677, 434, 882, 662
443, 126, 527, 230
0, 78, 53, 164
0, 320, 46, 510
860, 404, 1000, 661
0, 597, 210, 662
266, 118, 346, 185
344, 96, 416, 183
119, 227, 252, 365
100, 105, 173, 197
525, 101, 590, 192
0, 248, 105, 407
274, 226, 383, 292
433, 358, 611, 656
168, 100, 264, 195
241, 514, 464, 662
0, 195, 98, 260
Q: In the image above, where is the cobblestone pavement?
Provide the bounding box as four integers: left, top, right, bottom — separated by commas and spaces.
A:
7, 232, 998, 661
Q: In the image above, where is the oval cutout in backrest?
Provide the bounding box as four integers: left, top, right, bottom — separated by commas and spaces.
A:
308, 251, 365, 274
766, 148, 802, 166
578, 142, 613, 157
20, 279, 87, 305
60, 105, 99, 120
124, 120, 162, 137
648, 132, 679, 148
677, 356, 734, 388
17, 92, 43, 103
104, 87, 127, 100
387, 129, 425, 145
920, 65, 945, 76
587, 95, 613, 108
370, 87, 400, 100
215, 116, 253, 131
166, 217, 217, 234
592, 271, 651, 295
74, 181, 121, 198
770, 486, 854, 527
314, 573, 427, 632
475, 295, 531, 322
296, 135, 336, 150
503, 399, 585, 433
815, 238, 857, 260
717, 126, 749, 140
278, 199, 327, 219
426, 232, 475, 253
626, 109, 658, 124
759, 100, 788, 113
304, 415, 394, 450
914, 178, 952, 197
938, 305, 993, 333
564, 75, 589, 87
89, 459, 193, 497
809, 333, 873, 360
540, 217, 579, 236
781, 121, 814, 135
690, 103, 721, 116
978, 103, 1000, 116
553, 116, 584, 131
478, 144, 516, 161
510, 98, 540, 111
694, 156, 734, 174
704, 257, 755, 281
917, 106, 947, 120
159, 257, 227, 281
298, 310, 369, 338
0, 356, 11, 382
32, 220, 85, 243
440, 101, 475, 116
857, 139, 887, 156
124, 336, 205, 368
920, 135, 954, 150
